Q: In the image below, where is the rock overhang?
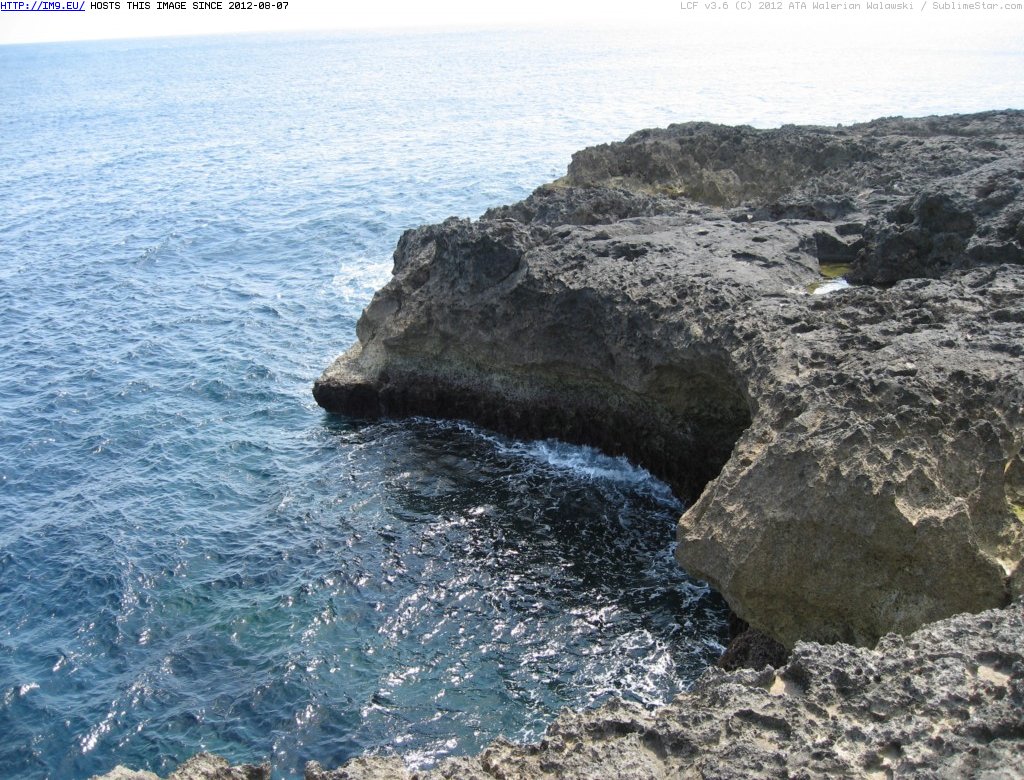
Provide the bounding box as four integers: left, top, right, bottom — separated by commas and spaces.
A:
315, 110, 1024, 649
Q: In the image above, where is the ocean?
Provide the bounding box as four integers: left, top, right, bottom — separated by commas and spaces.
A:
1, 26, 1022, 779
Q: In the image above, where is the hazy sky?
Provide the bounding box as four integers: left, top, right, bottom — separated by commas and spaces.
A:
2, 0, 1020, 48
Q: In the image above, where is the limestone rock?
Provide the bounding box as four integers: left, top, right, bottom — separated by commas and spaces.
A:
482, 183, 680, 226
305, 756, 410, 779
90, 753, 270, 780
560, 111, 1024, 283
851, 159, 1024, 284
315, 111, 1024, 648
90, 768, 161, 780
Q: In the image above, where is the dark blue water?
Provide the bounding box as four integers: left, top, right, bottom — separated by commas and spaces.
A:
1, 28, 1022, 780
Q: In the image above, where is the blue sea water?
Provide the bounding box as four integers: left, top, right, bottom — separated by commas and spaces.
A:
0, 26, 1022, 779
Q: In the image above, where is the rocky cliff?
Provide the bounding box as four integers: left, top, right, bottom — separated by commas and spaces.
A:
314, 111, 1024, 649
94, 110, 1024, 780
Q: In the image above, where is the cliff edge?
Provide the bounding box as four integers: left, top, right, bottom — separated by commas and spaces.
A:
314, 111, 1024, 649
93, 111, 1024, 780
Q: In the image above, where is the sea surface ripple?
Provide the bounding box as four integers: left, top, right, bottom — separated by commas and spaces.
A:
0, 27, 1022, 779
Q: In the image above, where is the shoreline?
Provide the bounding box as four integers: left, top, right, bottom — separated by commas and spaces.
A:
315, 110, 1024, 647
99, 110, 1024, 777
94, 600, 1024, 779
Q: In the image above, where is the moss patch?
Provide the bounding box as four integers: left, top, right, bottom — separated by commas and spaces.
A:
806, 263, 853, 294
820, 263, 851, 279
651, 183, 689, 199
540, 177, 571, 192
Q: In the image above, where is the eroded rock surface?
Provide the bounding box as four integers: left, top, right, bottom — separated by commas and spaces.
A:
91, 753, 270, 780
315, 111, 1024, 648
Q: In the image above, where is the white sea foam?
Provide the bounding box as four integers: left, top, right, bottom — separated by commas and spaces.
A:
812, 278, 852, 296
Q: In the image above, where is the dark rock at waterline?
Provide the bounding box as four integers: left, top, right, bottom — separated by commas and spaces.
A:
812, 229, 863, 265
315, 110, 1024, 650
718, 626, 789, 672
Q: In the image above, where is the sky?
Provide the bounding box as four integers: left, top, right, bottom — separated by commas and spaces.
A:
1, 0, 1021, 48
